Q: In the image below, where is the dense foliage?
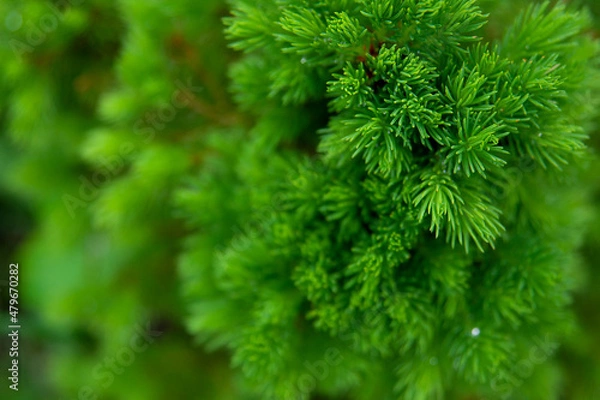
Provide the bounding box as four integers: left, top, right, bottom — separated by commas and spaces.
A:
0, 0, 599, 399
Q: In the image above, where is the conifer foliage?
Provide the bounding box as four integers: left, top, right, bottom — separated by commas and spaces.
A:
178, 0, 599, 399
0, 0, 599, 399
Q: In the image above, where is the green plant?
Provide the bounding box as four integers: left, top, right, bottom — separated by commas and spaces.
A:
1, 1, 599, 399
177, 1, 599, 399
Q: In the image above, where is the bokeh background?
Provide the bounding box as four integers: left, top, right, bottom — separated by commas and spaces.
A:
0, 0, 598, 399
